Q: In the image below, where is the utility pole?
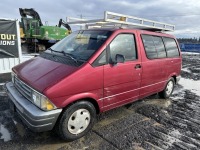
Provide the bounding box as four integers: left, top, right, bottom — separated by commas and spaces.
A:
80, 14, 83, 29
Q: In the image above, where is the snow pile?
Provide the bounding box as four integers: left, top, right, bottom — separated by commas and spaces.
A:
181, 68, 191, 73
0, 124, 11, 142
179, 78, 200, 97
182, 52, 200, 55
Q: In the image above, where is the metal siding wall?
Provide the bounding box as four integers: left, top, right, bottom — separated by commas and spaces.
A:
0, 58, 20, 73
180, 43, 200, 53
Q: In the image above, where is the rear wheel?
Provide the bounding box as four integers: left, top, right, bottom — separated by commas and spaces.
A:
159, 78, 175, 98
56, 101, 96, 141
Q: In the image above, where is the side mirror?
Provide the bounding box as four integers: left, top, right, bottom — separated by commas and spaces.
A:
115, 54, 125, 63
109, 54, 125, 65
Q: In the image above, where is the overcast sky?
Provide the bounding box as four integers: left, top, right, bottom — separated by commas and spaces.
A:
1, 0, 200, 38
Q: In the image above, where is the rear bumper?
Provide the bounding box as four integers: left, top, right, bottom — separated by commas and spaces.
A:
5, 82, 62, 132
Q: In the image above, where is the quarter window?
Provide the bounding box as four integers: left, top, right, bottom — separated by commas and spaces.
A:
109, 34, 137, 61
92, 49, 107, 67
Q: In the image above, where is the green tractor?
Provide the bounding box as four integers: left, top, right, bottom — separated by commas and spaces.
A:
19, 8, 71, 52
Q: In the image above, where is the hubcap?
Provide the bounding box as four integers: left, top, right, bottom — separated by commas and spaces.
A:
166, 81, 173, 96
67, 109, 90, 135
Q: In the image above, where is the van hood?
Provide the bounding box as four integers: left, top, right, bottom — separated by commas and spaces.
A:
13, 56, 79, 93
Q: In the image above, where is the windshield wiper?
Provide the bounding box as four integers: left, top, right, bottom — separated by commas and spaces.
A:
61, 51, 78, 64
47, 48, 78, 64
48, 47, 58, 53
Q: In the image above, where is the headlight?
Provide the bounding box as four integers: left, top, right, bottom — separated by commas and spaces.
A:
45, 31, 49, 35
32, 91, 56, 111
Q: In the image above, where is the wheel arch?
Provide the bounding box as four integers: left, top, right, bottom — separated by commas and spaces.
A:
172, 75, 177, 84
61, 94, 102, 114
72, 98, 100, 114
167, 73, 178, 84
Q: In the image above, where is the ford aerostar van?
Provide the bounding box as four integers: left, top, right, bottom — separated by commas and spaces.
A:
5, 28, 182, 141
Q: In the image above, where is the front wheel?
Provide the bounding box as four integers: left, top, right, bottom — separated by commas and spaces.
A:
56, 101, 96, 141
159, 78, 175, 98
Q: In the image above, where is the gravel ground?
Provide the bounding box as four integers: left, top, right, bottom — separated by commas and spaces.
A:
0, 52, 200, 150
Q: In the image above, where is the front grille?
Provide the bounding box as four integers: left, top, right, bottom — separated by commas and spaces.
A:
34, 29, 40, 35
14, 76, 32, 101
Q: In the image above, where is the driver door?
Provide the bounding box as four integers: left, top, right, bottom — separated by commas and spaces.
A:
103, 33, 142, 111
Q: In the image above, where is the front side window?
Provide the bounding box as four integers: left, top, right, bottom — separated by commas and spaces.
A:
109, 34, 137, 62
48, 30, 112, 61
23, 19, 30, 30
163, 37, 180, 57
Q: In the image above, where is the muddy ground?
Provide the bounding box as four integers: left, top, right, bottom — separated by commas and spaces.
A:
0, 52, 200, 150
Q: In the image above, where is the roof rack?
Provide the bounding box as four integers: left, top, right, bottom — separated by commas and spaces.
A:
66, 11, 175, 32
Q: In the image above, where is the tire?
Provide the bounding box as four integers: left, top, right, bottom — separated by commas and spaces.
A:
159, 78, 175, 99
56, 101, 96, 141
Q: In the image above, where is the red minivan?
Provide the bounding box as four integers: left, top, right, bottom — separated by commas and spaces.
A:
5, 28, 182, 141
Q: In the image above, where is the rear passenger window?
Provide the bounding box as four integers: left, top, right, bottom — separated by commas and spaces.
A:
142, 35, 166, 59
163, 38, 180, 57
109, 34, 137, 61
153, 36, 166, 58
141, 35, 157, 59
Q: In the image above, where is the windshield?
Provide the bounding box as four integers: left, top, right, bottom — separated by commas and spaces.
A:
48, 30, 112, 61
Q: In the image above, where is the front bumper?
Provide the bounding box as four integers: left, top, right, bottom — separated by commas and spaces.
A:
5, 82, 62, 132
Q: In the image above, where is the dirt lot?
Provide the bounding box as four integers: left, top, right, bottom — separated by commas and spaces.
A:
0, 52, 200, 150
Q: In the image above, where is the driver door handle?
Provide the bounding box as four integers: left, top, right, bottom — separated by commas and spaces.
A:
135, 64, 141, 69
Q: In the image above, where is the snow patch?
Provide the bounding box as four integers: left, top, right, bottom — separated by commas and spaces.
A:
165, 130, 181, 147
167, 129, 196, 148
172, 92, 184, 99
170, 129, 181, 137
182, 52, 200, 55
173, 87, 185, 99
181, 68, 191, 73
0, 124, 11, 142
179, 78, 200, 97
12, 119, 17, 125
166, 134, 178, 147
